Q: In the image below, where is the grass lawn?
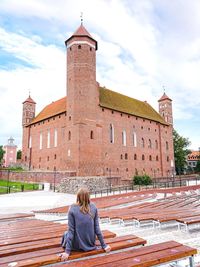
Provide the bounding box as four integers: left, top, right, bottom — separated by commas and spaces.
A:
0, 180, 40, 194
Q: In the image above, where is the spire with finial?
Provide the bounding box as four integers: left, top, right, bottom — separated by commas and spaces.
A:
80, 12, 83, 25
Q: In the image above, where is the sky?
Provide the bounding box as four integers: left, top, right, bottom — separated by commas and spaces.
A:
0, 0, 200, 150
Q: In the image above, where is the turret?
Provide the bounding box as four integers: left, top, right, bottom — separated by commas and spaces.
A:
22, 95, 36, 126
158, 92, 173, 124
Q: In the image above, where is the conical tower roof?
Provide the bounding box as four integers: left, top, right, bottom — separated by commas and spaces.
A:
65, 24, 97, 50
158, 92, 172, 102
23, 95, 36, 104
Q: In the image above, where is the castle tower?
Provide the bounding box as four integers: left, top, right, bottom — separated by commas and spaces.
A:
64, 24, 102, 176
158, 92, 173, 124
22, 94, 36, 169
22, 95, 36, 126
65, 23, 98, 122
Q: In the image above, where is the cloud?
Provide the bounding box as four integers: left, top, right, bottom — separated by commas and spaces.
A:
0, 0, 200, 150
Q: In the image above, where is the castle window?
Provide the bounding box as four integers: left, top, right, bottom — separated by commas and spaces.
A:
155, 140, 158, 149
167, 156, 169, 162
90, 47, 92, 51
149, 155, 152, 161
135, 168, 138, 175
134, 154, 137, 160
54, 129, 57, 147
141, 126, 143, 129
90, 130, 94, 139
120, 154, 123, 159
128, 115, 130, 118
126, 168, 128, 172
39, 157, 41, 162
142, 154, 145, 160
47, 156, 49, 161
141, 138, 145, 148
39, 132, 43, 149
25, 156, 27, 162
133, 132, 137, 147
29, 136, 32, 148
54, 154, 57, 160
78, 45, 81, 49
111, 110, 114, 114
69, 116, 71, 121
122, 130, 126, 146
70, 47, 72, 51
102, 108, 104, 112
47, 130, 50, 148
117, 168, 119, 172
148, 128, 150, 131
156, 155, 159, 161
39, 164, 40, 169
148, 139, 152, 148
110, 124, 114, 143
125, 153, 128, 160
68, 131, 71, 141
166, 141, 169, 150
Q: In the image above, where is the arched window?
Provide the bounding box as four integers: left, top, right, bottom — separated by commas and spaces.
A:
167, 156, 169, 162
90, 130, 94, 139
134, 154, 137, 160
39, 132, 43, 149
125, 153, 128, 160
141, 137, 145, 148
156, 155, 159, 161
47, 130, 50, 148
148, 139, 152, 148
54, 129, 57, 147
122, 130, 126, 146
110, 124, 114, 143
149, 155, 152, 161
68, 131, 71, 141
142, 154, 145, 160
166, 141, 169, 150
155, 140, 158, 149
133, 132, 137, 147
120, 154, 123, 160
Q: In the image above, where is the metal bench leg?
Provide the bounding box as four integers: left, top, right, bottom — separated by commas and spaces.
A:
189, 255, 195, 267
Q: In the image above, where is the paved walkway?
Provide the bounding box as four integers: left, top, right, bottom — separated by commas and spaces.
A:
0, 190, 76, 214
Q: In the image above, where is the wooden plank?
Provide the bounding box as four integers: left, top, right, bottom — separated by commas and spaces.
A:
5, 235, 146, 267
60, 241, 196, 267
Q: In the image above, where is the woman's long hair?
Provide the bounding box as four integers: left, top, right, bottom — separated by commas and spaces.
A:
76, 188, 91, 214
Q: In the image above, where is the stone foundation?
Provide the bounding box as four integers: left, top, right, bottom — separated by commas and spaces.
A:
57, 176, 121, 193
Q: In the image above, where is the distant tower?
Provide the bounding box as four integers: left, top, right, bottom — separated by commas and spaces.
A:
158, 92, 173, 124
3, 137, 17, 167
22, 94, 36, 126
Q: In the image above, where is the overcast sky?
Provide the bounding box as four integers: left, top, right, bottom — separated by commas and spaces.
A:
0, 0, 200, 150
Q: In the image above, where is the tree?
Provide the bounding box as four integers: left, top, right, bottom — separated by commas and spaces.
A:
0, 146, 5, 165
17, 150, 22, 160
173, 129, 191, 175
195, 158, 200, 173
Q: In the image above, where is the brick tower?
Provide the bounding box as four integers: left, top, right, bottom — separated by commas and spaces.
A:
65, 23, 102, 175
22, 95, 36, 168
158, 92, 173, 125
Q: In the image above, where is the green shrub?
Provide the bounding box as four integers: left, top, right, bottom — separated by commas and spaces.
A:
133, 174, 152, 185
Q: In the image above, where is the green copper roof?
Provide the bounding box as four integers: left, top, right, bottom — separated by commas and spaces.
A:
99, 87, 167, 125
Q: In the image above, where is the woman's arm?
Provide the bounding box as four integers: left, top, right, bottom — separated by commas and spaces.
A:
65, 207, 75, 254
94, 207, 107, 250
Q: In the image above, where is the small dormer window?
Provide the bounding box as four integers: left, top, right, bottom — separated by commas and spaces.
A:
78, 45, 81, 49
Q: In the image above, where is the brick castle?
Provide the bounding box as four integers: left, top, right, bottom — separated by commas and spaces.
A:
22, 23, 174, 180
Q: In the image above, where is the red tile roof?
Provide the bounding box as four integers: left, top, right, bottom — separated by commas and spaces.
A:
187, 151, 200, 160
158, 93, 172, 102
31, 97, 66, 124
23, 96, 36, 104
29, 87, 167, 125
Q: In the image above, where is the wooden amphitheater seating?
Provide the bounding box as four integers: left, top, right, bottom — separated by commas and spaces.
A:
0, 213, 34, 221
2, 234, 146, 267
177, 215, 200, 231
60, 240, 197, 267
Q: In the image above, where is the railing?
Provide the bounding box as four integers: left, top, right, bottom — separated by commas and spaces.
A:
91, 176, 200, 197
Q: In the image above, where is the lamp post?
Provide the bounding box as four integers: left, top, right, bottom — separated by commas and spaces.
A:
7, 169, 10, 194
53, 167, 56, 192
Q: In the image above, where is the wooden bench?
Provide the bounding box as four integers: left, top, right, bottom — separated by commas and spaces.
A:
3, 234, 146, 267
60, 240, 197, 267
0, 213, 34, 222
177, 215, 200, 231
